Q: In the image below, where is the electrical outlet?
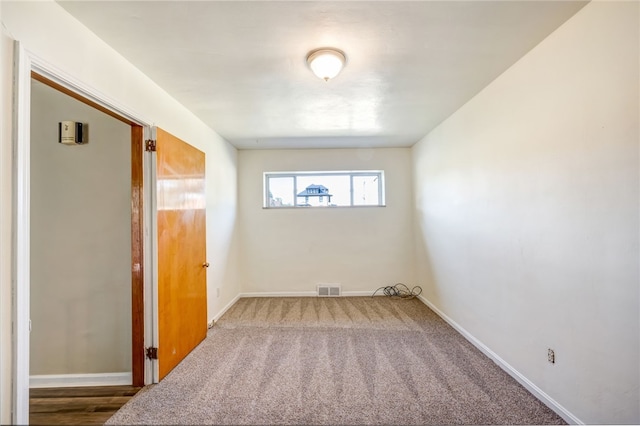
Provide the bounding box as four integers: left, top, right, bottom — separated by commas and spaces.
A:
216, 288, 220, 298
548, 348, 555, 364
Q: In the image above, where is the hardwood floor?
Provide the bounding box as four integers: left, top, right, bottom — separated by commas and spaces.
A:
30, 385, 142, 425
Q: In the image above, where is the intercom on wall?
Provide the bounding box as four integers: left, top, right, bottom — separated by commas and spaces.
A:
58, 121, 86, 145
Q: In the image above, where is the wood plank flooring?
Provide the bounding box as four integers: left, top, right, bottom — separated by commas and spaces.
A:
30, 385, 142, 425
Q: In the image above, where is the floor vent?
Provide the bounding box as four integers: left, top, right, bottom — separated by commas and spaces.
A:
317, 284, 341, 297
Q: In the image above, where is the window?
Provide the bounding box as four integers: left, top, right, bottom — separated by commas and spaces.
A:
264, 171, 385, 208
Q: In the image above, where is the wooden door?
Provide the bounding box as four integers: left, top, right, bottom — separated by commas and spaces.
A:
156, 128, 207, 380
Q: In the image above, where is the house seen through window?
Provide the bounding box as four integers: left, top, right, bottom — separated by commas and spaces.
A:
264, 171, 385, 208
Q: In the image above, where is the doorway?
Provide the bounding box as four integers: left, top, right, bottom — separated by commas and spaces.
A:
27, 72, 146, 393
29, 77, 132, 385
12, 45, 150, 423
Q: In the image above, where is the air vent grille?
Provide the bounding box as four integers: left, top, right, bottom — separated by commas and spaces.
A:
317, 284, 341, 297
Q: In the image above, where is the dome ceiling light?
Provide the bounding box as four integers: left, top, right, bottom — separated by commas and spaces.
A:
306, 48, 346, 82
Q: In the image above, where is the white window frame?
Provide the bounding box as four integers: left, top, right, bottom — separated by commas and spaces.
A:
263, 170, 385, 208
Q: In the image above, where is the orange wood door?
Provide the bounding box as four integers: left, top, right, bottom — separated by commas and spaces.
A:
156, 128, 207, 380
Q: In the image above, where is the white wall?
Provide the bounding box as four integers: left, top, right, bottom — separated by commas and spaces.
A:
1, 0, 239, 418
0, 25, 15, 425
412, 2, 639, 424
239, 148, 414, 294
30, 80, 131, 375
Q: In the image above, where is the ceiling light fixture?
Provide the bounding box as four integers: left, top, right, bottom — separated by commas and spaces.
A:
306, 48, 346, 82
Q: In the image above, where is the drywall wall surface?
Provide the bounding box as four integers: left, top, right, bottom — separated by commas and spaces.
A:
238, 148, 414, 294
412, 1, 639, 424
0, 26, 14, 425
1, 0, 239, 324
205, 140, 240, 316
30, 80, 131, 374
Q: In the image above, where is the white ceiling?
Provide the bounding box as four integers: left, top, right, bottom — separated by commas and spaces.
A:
58, 1, 587, 150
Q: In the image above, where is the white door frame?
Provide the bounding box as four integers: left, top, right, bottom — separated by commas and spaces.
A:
12, 42, 156, 423
146, 126, 160, 385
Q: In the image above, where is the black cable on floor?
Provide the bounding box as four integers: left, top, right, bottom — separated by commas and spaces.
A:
371, 283, 422, 299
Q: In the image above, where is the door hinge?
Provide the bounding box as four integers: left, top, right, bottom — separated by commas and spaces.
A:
145, 139, 156, 152
146, 346, 158, 360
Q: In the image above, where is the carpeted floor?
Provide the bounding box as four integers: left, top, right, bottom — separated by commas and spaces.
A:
106, 297, 566, 425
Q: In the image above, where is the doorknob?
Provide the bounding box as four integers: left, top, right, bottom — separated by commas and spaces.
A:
202, 262, 210, 268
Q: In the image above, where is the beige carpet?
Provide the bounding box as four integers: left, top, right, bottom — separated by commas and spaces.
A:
106, 297, 566, 425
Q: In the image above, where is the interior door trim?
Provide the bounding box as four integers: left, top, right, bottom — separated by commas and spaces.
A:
12, 45, 152, 423
130, 125, 145, 386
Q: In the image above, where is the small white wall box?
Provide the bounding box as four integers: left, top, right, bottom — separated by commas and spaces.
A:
58, 121, 85, 145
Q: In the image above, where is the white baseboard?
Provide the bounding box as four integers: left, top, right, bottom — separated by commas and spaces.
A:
417, 295, 582, 425
211, 293, 242, 323
239, 291, 316, 298
342, 291, 378, 296
29, 372, 132, 388
238, 290, 379, 298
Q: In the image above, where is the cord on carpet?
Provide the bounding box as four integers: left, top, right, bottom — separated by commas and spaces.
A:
371, 283, 422, 299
